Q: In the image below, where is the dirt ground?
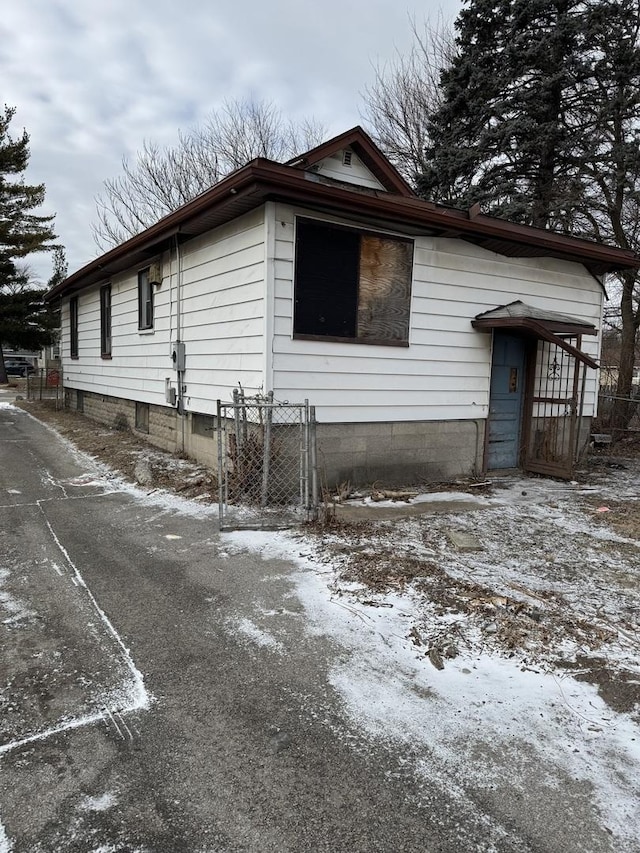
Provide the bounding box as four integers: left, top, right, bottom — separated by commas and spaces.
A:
14, 398, 218, 503
14, 398, 640, 718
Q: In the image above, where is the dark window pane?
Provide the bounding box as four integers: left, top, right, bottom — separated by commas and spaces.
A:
294, 220, 359, 338
69, 296, 79, 358
138, 269, 153, 330
100, 284, 111, 356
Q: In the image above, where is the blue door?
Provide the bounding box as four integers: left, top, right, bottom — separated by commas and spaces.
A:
487, 333, 526, 469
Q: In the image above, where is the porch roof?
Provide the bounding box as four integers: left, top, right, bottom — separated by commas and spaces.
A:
472, 301, 599, 369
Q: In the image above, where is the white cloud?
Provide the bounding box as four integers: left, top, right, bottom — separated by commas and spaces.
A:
2, 0, 462, 282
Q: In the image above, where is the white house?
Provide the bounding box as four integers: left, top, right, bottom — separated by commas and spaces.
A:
47, 127, 639, 484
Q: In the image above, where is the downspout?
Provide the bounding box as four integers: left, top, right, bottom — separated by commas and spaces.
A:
174, 234, 185, 451
263, 201, 276, 394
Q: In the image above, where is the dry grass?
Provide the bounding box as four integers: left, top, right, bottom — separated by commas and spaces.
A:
15, 400, 218, 502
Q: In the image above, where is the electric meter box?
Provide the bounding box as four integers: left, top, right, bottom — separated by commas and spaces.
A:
172, 342, 186, 371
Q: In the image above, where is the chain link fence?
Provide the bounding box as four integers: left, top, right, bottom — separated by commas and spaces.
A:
597, 390, 640, 432
216, 390, 318, 529
25, 367, 64, 407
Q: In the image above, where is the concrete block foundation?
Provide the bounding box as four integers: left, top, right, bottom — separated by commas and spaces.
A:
62, 389, 595, 488
316, 419, 486, 486
64, 389, 487, 486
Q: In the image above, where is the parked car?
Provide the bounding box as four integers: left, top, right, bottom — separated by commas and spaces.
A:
4, 358, 36, 377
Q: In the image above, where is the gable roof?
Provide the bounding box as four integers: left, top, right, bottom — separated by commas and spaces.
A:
285, 126, 416, 197
47, 128, 640, 301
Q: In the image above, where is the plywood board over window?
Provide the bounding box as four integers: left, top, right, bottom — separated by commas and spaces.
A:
294, 218, 413, 346
358, 235, 412, 342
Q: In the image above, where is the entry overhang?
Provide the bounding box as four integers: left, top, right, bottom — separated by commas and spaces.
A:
472, 301, 599, 370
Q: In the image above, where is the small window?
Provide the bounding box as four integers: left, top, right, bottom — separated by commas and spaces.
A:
100, 284, 112, 357
135, 401, 149, 433
69, 296, 79, 358
76, 389, 84, 413
294, 219, 413, 345
138, 268, 154, 330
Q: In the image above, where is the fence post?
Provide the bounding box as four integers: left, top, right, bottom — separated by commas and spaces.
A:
240, 386, 249, 446
261, 391, 274, 508
217, 400, 225, 528
303, 400, 310, 515
309, 405, 318, 520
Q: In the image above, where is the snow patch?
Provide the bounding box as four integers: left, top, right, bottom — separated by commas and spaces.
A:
79, 792, 118, 812
0, 569, 35, 626
227, 617, 284, 652
224, 527, 640, 849
0, 820, 12, 853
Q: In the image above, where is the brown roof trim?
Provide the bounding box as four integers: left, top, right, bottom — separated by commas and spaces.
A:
48, 155, 640, 302
284, 126, 416, 198
253, 163, 638, 272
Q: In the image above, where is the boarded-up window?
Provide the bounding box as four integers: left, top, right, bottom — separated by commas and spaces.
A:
358, 235, 412, 342
135, 402, 149, 433
294, 219, 412, 345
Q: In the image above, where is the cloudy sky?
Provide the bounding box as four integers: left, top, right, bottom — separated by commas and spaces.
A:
3, 0, 462, 284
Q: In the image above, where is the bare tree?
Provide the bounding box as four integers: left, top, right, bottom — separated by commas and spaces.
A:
360, 15, 456, 184
94, 98, 327, 250
197, 98, 327, 173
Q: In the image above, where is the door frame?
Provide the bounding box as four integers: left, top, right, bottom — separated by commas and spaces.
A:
484, 331, 529, 471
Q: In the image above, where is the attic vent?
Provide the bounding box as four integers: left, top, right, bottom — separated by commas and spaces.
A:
342, 150, 353, 167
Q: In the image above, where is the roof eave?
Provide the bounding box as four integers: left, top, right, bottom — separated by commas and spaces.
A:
48, 159, 640, 301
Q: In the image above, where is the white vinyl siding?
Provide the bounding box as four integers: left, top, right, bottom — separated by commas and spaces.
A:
60, 198, 603, 427
315, 149, 386, 191
61, 208, 266, 412
61, 271, 173, 403
269, 203, 602, 422
179, 208, 265, 413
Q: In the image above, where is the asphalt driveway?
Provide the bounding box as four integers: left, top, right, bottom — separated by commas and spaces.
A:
0, 397, 636, 852
0, 402, 501, 852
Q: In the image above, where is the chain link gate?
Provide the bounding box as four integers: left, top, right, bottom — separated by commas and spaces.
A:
26, 367, 64, 407
216, 390, 318, 529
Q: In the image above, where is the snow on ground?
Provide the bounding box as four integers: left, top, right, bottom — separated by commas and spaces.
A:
0, 821, 10, 853
4, 396, 639, 846
78, 792, 118, 812
221, 463, 640, 849
0, 569, 35, 627
226, 616, 285, 652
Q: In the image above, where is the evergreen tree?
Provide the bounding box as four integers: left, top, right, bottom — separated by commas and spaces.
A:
0, 267, 59, 355
419, 0, 587, 228
0, 105, 57, 383
577, 0, 640, 429
420, 0, 640, 429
